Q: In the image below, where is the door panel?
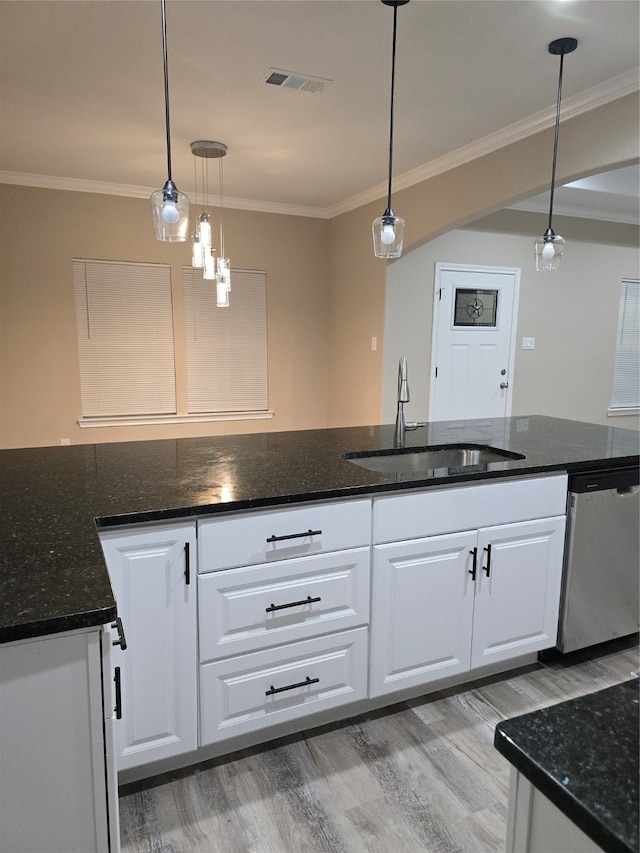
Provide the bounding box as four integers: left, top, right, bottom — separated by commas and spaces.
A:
430, 264, 520, 422
471, 517, 565, 668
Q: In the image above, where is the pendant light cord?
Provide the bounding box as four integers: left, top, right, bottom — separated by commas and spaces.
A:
547, 50, 566, 232
161, 0, 173, 183
386, 3, 399, 212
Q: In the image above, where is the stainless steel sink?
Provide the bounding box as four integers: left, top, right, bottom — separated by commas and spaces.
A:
343, 444, 525, 476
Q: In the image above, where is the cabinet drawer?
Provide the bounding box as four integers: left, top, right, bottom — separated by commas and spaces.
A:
198, 498, 371, 572
198, 548, 370, 661
199, 627, 368, 745
373, 474, 568, 543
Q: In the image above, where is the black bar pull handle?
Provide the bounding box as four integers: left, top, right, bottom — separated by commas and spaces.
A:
111, 617, 127, 651
184, 541, 191, 586
469, 547, 478, 581
266, 528, 322, 544
114, 666, 122, 719
483, 544, 492, 577
266, 595, 321, 613
265, 675, 320, 697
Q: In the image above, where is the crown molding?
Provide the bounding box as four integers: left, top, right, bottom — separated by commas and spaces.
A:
0, 172, 328, 220
327, 68, 640, 218
1, 69, 637, 222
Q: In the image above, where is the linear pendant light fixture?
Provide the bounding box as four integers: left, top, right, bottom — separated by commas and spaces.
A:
372, 0, 409, 260
150, 0, 190, 241
534, 36, 578, 272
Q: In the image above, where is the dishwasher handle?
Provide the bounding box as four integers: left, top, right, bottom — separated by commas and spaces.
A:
569, 467, 639, 494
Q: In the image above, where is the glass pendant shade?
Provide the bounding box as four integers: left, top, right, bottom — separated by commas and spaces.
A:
216, 280, 230, 308
192, 212, 212, 267
192, 234, 202, 267
217, 257, 231, 290
203, 246, 216, 280
373, 210, 405, 259
150, 181, 190, 241
534, 229, 565, 272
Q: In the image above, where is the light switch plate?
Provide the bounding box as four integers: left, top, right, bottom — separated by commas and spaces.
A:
522, 337, 535, 350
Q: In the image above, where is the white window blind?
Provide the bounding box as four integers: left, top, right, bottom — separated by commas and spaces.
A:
183, 267, 268, 413
73, 259, 176, 418
609, 278, 640, 415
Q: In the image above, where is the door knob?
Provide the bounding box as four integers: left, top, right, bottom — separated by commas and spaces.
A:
500, 381, 509, 389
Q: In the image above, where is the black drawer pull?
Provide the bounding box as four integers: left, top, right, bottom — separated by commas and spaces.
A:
469, 547, 478, 581
114, 666, 122, 720
184, 541, 191, 586
483, 543, 492, 577
266, 528, 322, 543
265, 675, 320, 696
111, 617, 127, 651
266, 595, 321, 613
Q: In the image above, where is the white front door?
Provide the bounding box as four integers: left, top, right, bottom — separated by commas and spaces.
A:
429, 263, 520, 422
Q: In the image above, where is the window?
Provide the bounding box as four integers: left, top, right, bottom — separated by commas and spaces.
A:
73, 260, 176, 418
609, 278, 640, 416
183, 267, 268, 413
73, 259, 271, 426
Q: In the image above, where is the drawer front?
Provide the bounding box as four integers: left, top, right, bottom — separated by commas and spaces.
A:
198, 548, 370, 661
373, 474, 568, 543
199, 627, 368, 745
198, 498, 371, 572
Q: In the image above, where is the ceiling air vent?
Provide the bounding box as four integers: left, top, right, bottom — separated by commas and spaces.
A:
262, 68, 332, 94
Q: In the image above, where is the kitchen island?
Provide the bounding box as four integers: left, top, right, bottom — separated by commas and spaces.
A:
1, 414, 638, 644
1, 414, 638, 853
495, 678, 639, 853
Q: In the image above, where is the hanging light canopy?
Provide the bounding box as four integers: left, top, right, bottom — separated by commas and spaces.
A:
150, 0, 190, 241
372, 0, 409, 260
191, 140, 231, 306
534, 36, 578, 272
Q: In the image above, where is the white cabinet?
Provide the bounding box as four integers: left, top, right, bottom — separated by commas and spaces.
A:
370, 531, 477, 694
471, 517, 565, 669
200, 628, 368, 744
0, 627, 119, 852
370, 475, 567, 698
99, 521, 197, 771
197, 498, 371, 745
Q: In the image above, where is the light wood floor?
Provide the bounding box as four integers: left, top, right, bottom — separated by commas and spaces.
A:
119, 637, 639, 853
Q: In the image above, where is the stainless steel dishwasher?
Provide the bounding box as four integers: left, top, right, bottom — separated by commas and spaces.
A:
557, 467, 639, 653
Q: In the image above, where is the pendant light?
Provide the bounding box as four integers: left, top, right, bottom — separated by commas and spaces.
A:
191, 141, 222, 280
216, 154, 231, 308
150, 0, 190, 241
372, 0, 409, 260
534, 37, 578, 272
191, 140, 231, 306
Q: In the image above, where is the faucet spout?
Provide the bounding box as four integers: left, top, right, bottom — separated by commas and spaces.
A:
394, 357, 426, 447
395, 357, 409, 446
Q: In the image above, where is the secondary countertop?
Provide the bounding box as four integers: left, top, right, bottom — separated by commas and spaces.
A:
1, 415, 638, 644
494, 678, 639, 853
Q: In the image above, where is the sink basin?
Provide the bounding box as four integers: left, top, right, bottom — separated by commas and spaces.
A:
343, 444, 526, 476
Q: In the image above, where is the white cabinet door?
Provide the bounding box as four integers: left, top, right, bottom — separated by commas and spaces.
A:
471, 516, 566, 669
0, 628, 112, 853
370, 531, 476, 697
100, 522, 197, 771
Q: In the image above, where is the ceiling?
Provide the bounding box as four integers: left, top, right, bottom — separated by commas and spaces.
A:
0, 0, 638, 221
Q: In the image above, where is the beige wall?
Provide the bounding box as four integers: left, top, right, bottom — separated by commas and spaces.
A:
0, 187, 329, 448
382, 218, 639, 431
327, 93, 639, 427
1, 94, 638, 449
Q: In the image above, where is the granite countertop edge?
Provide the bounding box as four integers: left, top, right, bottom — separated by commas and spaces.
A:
494, 679, 640, 853
1, 416, 638, 645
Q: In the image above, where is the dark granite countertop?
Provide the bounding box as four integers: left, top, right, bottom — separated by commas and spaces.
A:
494, 678, 639, 853
1, 415, 638, 643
